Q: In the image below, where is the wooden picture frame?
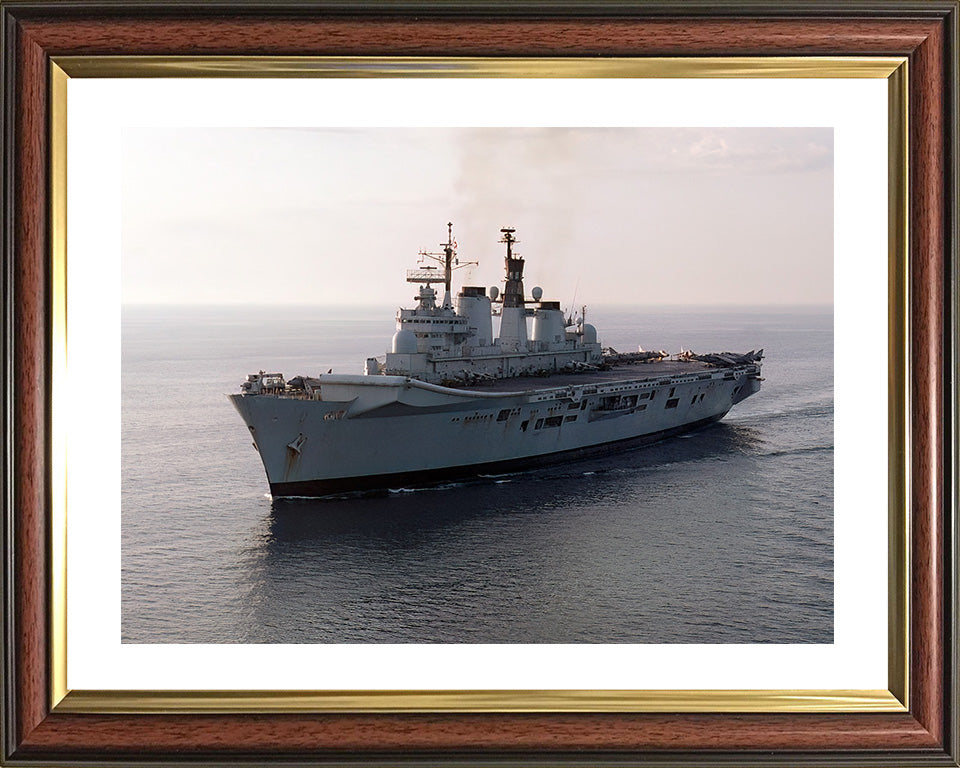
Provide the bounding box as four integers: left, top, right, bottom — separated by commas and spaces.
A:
2, 1, 957, 765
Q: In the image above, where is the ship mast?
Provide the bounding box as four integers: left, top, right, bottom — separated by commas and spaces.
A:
495, 227, 529, 351
500, 227, 525, 309
441, 222, 455, 307
408, 222, 476, 310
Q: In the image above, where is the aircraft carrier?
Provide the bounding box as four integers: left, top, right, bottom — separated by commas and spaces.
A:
229, 224, 763, 497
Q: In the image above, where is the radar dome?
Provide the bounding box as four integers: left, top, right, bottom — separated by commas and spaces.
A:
531, 286, 543, 301
391, 328, 418, 354
581, 323, 598, 345
489, 286, 500, 300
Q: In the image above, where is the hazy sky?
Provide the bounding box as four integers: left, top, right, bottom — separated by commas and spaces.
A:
122, 127, 832, 307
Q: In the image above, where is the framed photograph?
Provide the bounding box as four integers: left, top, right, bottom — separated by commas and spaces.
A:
2, 2, 957, 765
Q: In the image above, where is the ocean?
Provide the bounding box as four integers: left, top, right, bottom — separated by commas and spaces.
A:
121, 306, 833, 644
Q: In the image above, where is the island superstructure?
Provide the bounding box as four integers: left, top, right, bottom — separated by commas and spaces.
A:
229, 224, 763, 497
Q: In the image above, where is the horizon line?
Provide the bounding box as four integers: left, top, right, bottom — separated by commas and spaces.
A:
121, 301, 835, 310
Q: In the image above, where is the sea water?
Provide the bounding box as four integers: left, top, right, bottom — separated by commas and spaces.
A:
121, 306, 833, 643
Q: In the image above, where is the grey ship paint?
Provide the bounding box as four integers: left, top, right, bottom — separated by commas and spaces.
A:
229, 225, 763, 497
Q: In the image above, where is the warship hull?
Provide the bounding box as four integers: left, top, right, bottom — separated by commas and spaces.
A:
229, 361, 761, 498
229, 225, 763, 497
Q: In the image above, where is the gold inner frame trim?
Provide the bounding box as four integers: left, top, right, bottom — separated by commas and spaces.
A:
57, 688, 903, 715
48, 55, 910, 715
50, 61, 69, 711
886, 60, 910, 709
53, 55, 905, 79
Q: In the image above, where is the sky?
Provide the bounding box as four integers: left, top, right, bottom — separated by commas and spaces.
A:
122, 127, 833, 307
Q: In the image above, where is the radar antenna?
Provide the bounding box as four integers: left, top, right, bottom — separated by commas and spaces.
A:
499, 227, 517, 258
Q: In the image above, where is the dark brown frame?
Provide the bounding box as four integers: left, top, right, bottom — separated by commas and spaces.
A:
2, 2, 957, 765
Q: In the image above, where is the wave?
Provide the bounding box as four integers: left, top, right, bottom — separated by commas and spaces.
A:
755, 444, 834, 459
389, 481, 472, 494
729, 403, 834, 424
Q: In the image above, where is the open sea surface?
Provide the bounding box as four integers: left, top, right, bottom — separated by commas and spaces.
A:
122, 306, 833, 643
